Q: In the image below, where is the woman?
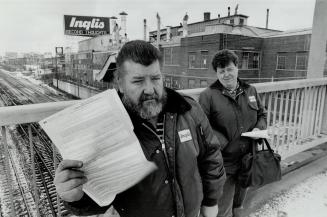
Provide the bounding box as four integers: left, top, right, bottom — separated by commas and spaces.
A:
199, 49, 267, 217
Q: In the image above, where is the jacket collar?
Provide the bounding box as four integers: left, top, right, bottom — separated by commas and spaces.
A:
163, 87, 192, 114
210, 78, 249, 100
210, 78, 250, 90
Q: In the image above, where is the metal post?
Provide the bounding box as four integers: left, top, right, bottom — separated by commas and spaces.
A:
28, 125, 40, 217
320, 87, 327, 134
1, 126, 16, 217
55, 55, 58, 88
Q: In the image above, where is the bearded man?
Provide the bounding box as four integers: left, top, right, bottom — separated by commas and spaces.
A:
54, 40, 226, 217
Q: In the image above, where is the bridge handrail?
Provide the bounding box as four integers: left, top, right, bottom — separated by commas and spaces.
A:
0, 78, 327, 127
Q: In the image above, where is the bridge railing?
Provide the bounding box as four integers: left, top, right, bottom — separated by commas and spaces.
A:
184, 78, 327, 158
0, 78, 326, 216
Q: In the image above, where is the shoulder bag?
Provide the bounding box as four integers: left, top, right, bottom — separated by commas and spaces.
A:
237, 138, 282, 188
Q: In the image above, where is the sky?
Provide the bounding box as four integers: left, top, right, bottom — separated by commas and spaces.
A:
0, 0, 316, 55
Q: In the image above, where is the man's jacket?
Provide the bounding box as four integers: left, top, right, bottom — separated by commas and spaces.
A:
199, 79, 267, 174
64, 88, 226, 217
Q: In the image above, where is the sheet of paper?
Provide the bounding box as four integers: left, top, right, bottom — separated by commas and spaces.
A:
241, 129, 269, 139
39, 89, 156, 207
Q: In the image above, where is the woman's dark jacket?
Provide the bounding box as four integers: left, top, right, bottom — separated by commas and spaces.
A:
199, 79, 267, 174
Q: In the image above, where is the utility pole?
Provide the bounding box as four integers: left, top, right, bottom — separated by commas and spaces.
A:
55, 47, 63, 88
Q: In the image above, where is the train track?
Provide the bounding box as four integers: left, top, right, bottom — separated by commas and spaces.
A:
0, 72, 71, 216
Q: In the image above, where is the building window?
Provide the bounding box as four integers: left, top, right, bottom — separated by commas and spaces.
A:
164, 48, 172, 65
188, 53, 196, 69
230, 19, 234, 25
241, 52, 249, 69
200, 80, 208, 87
277, 55, 286, 69
164, 76, 172, 88
164, 48, 179, 65
201, 51, 209, 68
296, 53, 308, 70
240, 19, 244, 25
253, 53, 260, 69
188, 79, 196, 88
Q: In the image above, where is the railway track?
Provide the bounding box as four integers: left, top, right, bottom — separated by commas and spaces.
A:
0, 71, 71, 216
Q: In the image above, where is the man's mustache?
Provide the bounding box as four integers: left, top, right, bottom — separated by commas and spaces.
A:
139, 93, 159, 102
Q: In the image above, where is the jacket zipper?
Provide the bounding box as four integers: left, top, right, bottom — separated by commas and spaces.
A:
141, 121, 171, 172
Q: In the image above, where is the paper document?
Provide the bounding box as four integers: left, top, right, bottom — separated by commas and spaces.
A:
39, 89, 156, 207
241, 129, 269, 139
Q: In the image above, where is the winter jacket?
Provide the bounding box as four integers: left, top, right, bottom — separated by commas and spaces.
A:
64, 87, 226, 217
199, 79, 267, 174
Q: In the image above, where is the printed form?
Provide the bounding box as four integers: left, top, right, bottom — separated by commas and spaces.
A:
39, 89, 156, 206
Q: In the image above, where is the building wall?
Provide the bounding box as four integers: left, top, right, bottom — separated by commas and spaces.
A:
78, 35, 122, 52
161, 33, 263, 89
72, 52, 93, 83
261, 34, 311, 81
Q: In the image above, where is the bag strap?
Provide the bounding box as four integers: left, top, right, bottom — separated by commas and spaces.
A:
263, 138, 275, 153
262, 138, 281, 165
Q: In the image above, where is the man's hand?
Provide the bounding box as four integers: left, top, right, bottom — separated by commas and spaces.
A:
200, 205, 218, 217
54, 160, 88, 202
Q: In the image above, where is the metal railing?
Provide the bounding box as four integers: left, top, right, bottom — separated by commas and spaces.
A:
184, 78, 327, 158
0, 78, 327, 216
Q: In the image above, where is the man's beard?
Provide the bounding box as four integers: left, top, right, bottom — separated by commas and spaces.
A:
122, 89, 167, 120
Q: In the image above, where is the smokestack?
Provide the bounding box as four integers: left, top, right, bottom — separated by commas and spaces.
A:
218, 14, 220, 23
143, 19, 147, 41
119, 11, 128, 37
204, 12, 211, 21
234, 4, 239, 15
228, 7, 230, 16
183, 13, 189, 37
166, 26, 171, 41
156, 13, 161, 48
266, 9, 269, 29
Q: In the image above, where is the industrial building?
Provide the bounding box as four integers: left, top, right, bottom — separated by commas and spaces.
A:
149, 7, 319, 89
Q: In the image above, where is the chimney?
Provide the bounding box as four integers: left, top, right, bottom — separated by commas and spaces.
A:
234, 4, 239, 15
204, 12, 211, 21
156, 13, 161, 48
166, 26, 171, 41
143, 19, 147, 41
119, 11, 128, 37
266, 9, 269, 29
183, 13, 189, 37
228, 7, 230, 16
218, 14, 220, 23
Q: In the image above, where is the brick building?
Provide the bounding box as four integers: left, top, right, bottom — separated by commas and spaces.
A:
150, 11, 325, 89
261, 29, 312, 81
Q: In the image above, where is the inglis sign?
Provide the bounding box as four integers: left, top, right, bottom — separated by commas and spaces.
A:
64, 15, 110, 37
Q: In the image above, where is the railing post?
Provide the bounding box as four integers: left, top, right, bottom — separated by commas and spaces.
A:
1, 126, 16, 217
28, 125, 41, 217
320, 87, 327, 134
286, 89, 295, 149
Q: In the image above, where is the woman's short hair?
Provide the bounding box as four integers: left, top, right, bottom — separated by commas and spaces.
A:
211, 49, 238, 71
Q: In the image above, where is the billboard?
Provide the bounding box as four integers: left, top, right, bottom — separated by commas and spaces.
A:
64, 15, 110, 37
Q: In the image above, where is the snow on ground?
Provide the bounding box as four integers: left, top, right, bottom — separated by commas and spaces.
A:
2, 69, 64, 97
249, 170, 327, 217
